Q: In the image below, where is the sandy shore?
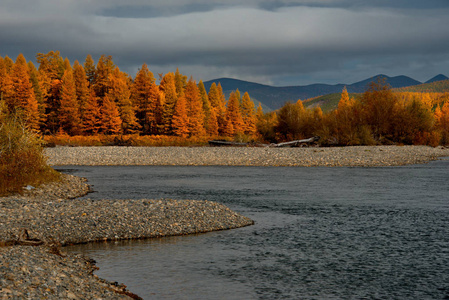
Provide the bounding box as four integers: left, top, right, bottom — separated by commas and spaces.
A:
45, 145, 449, 167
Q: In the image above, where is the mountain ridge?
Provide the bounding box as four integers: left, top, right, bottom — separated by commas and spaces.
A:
204, 74, 444, 110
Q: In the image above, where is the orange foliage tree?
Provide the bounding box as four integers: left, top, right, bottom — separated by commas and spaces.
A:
8, 54, 40, 131
435, 102, 449, 145
172, 95, 189, 137
198, 80, 211, 133
108, 68, 140, 134
59, 68, 81, 135
185, 78, 205, 136
100, 94, 122, 134
225, 91, 243, 136
360, 79, 398, 142
240, 92, 257, 136
131, 64, 161, 134
160, 72, 178, 134
82, 89, 102, 135
73, 61, 90, 119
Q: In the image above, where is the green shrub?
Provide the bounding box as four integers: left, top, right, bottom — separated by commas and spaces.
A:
0, 104, 60, 196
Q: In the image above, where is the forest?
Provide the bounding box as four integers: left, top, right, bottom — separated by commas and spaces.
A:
1, 51, 449, 146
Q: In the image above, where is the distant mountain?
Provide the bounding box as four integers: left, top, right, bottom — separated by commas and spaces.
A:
204, 74, 426, 110
347, 74, 421, 93
425, 74, 449, 84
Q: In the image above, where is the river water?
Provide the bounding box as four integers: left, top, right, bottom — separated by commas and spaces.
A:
59, 159, 449, 299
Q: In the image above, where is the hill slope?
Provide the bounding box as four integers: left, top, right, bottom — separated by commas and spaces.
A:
303, 93, 359, 112
395, 80, 449, 93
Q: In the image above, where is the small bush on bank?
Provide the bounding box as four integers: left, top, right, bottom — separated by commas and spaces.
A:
0, 105, 60, 196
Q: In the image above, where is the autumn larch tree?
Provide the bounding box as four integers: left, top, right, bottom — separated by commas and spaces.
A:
58, 68, 81, 135
84, 54, 96, 86
131, 63, 161, 134
216, 83, 228, 135
2, 56, 14, 73
36, 51, 66, 133
207, 108, 219, 136
172, 95, 189, 138
160, 72, 178, 134
225, 91, 243, 136
174, 68, 187, 98
82, 88, 102, 135
208, 82, 227, 135
100, 94, 122, 135
335, 86, 358, 145
185, 77, 205, 136
198, 80, 211, 132
9, 54, 40, 131
0, 56, 13, 110
435, 102, 449, 145
108, 67, 140, 134
240, 92, 257, 135
72, 61, 90, 121
27, 61, 47, 129
36, 51, 64, 81
93, 55, 115, 98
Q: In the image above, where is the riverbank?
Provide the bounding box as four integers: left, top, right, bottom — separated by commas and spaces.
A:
45, 145, 449, 167
0, 175, 254, 299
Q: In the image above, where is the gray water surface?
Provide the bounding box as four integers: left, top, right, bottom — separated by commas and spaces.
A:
60, 159, 449, 299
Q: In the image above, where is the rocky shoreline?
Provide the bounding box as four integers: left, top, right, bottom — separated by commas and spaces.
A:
45, 145, 449, 167
2, 145, 449, 299
0, 175, 254, 299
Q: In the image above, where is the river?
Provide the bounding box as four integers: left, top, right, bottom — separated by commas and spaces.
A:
60, 159, 449, 299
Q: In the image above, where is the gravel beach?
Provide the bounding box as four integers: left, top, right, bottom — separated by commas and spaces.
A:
45, 145, 449, 167
2, 145, 449, 299
0, 174, 253, 299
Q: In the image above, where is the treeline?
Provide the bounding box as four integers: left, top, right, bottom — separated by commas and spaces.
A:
259, 81, 449, 146
0, 51, 259, 139
2, 51, 449, 146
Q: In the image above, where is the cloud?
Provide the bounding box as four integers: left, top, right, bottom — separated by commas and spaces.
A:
0, 0, 449, 85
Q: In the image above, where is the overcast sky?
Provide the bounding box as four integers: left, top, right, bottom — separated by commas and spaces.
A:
1, 0, 448, 86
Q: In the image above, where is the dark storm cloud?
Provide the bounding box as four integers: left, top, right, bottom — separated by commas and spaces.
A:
1, 0, 448, 85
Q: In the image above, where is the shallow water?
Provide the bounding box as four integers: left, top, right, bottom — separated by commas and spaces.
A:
60, 159, 449, 299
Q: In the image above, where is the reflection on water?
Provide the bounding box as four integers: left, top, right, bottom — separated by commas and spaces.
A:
61, 159, 449, 299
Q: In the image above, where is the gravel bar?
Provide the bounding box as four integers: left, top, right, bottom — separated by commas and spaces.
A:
0, 175, 254, 299
3, 145, 449, 299
46, 145, 449, 167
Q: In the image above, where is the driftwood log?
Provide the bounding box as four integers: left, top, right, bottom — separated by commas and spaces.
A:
209, 136, 320, 147
271, 136, 320, 147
